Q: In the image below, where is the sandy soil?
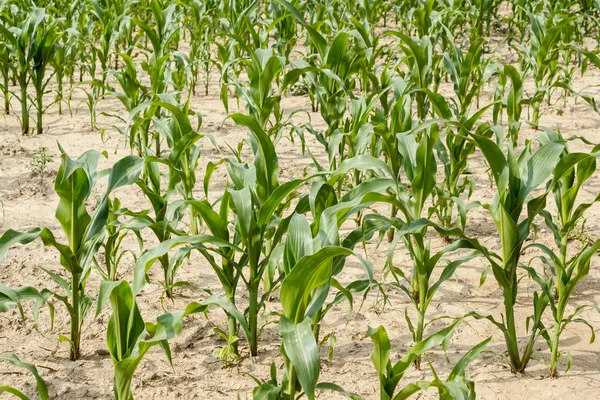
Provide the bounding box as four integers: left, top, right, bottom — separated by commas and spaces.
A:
2, 28, 600, 400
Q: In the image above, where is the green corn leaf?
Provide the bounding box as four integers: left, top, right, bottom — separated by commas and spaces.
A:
54, 149, 100, 253
365, 325, 391, 379
0, 354, 49, 400
284, 213, 313, 274
280, 316, 320, 400
229, 113, 278, 201
447, 337, 491, 381
281, 246, 353, 323
315, 382, 364, 399
133, 235, 241, 295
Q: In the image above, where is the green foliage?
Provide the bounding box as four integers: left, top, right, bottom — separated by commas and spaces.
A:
98, 280, 206, 399
29, 146, 54, 186
2, 0, 600, 397
0, 354, 49, 400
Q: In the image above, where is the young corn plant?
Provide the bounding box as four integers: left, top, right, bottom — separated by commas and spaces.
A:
524, 133, 600, 377
50, 27, 77, 116
106, 53, 150, 145
516, 13, 571, 126
67, 8, 95, 84
467, 125, 565, 373
165, 51, 191, 104
349, 16, 387, 94
226, 47, 285, 134
134, 0, 181, 99
367, 320, 490, 400
504, 65, 525, 146
214, 36, 240, 111
187, 154, 383, 359
365, 117, 489, 369
426, 35, 491, 228
253, 238, 366, 399
371, 77, 412, 241
0, 150, 143, 360
185, 0, 217, 96
329, 93, 383, 195
150, 96, 209, 233
68, 79, 106, 131
369, 212, 486, 371
0, 8, 61, 135
132, 113, 306, 356
207, 114, 313, 356
108, 53, 149, 114
385, 30, 443, 120
124, 97, 208, 297
281, 170, 392, 342
89, 0, 125, 89
96, 197, 142, 281
281, 0, 368, 151
97, 280, 205, 400
270, 0, 299, 58
434, 117, 493, 230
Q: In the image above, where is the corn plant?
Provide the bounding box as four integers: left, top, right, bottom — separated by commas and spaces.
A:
349, 16, 387, 94
152, 97, 210, 232
410, 0, 437, 38
96, 197, 142, 281
28, 8, 63, 135
276, 246, 359, 400
184, 0, 217, 96
50, 27, 77, 115
372, 77, 412, 241
123, 98, 207, 297
281, 175, 389, 340
270, 0, 299, 58
214, 36, 240, 111
467, 126, 565, 373
97, 280, 205, 400
134, 0, 181, 99
423, 37, 492, 228
0, 354, 49, 400
367, 320, 490, 400
0, 8, 61, 135
200, 114, 313, 356
434, 117, 493, 230
89, 0, 126, 89
187, 156, 383, 360
68, 79, 106, 131
322, 92, 385, 194
524, 133, 600, 376
385, 31, 442, 120
0, 150, 144, 360
165, 51, 191, 104
132, 195, 253, 359
516, 13, 571, 126
65, 6, 95, 84
105, 53, 149, 132
369, 214, 487, 369
253, 241, 365, 399
198, 117, 383, 359
226, 47, 285, 133
362, 115, 489, 368
281, 0, 368, 147
503, 65, 524, 145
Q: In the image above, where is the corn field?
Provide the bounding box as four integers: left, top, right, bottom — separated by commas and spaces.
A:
2, 0, 600, 398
